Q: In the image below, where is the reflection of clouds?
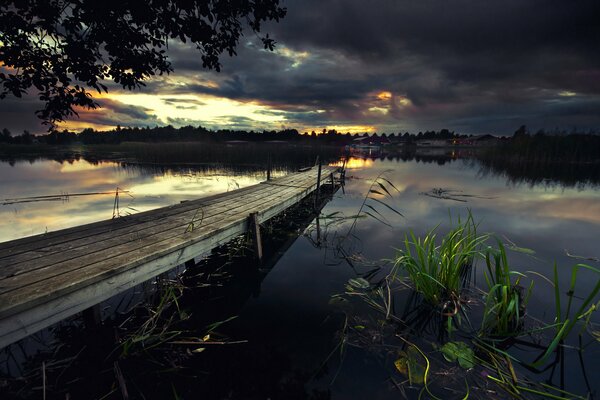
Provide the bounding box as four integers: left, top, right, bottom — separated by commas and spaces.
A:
325, 157, 600, 320
59, 162, 115, 173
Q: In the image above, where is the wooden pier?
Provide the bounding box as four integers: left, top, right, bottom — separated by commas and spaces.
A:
0, 165, 339, 349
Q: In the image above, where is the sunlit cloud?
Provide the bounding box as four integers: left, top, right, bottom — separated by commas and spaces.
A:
275, 45, 311, 69
396, 96, 413, 107
377, 91, 393, 100
368, 106, 389, 114
303, 125, 376, 134
558, 91, 577, 97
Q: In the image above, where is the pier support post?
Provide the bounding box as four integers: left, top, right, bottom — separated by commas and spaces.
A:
185, 258, 196, 269
314, 160, 322, 210
250, 212, 263, 264
83, 304, 102, 329
266, 154, 272, 181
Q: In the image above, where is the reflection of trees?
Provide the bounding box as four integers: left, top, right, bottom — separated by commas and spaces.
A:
475, 157, 600, 188
475, 133, 600, 188
353, 146, 600, 189
351, 149, 460, 166
0, 142, 342, 173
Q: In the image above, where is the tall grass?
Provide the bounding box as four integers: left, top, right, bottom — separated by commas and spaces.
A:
480, 241, 534, 337
531, 262, 600, 367
393, 213, 486, 306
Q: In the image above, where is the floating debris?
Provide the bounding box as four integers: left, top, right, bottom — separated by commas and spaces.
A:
420, 187, 496, 202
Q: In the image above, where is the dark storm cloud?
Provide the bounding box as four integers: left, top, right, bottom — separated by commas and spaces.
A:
158, 0, 600, 134
2, 0, 598, 134
0, 95, 48, 133
161, 97, 206, 106
74, 98, 161, 128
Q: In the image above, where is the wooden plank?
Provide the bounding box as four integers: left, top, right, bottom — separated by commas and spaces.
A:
0, 183, 284, 273
0, 167, 328, 259
0, 166, 338, 348
0, 168, 337, 301
0, 169, 331, 273
0, 182, 263, 253
0, 167, 328, 255
0, 183, 303, 295
0, 169, 334, 270
0, 181, 316, 320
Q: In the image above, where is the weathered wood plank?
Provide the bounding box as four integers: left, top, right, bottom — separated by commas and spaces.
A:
0, 166, 338, 348
0, 168, 334, 272
0, 167, 337, 301
0, 183, 303, 294
0, 166, 329, 255
0, 183, 284, 273
1, 172, 331, 317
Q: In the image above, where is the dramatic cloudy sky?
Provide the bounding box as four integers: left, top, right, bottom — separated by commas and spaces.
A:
3, 0, 600, 135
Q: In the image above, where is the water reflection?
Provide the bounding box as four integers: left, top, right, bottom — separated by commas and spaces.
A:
1, 150, 600, 398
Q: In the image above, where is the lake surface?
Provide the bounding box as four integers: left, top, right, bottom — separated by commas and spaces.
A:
1, 147, 599, 399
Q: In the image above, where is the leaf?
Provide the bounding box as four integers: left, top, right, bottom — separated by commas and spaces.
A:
369, 189, 385, 197
368, 196, 404, 217
365, 203, 386, 220
440, 341, 475, 369
378, 177, 401, 193
507, 245, 536, 255
202, 334, 210, 342
394, 346, 426, 384
375, 181, 393, 198
347, 277, 370, 289
192, 348, 206, 353
363, 211, 392, 227
394, 354, 409, 375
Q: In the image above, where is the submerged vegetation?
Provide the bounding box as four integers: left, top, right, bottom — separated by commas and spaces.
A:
334, 211, 600, 399
480, 241, 533, 337
392, 214, 484, 307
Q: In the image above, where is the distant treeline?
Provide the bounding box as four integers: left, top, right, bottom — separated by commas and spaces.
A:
481, 125, 600, 163
474, 126, 600, 187
1, 125, 598, 158
0, 125, 468, 145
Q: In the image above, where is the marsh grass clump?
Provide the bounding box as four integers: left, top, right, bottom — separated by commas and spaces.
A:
393, 214, 487, 308
480, 241, 534, 337
335, 211, 600, 400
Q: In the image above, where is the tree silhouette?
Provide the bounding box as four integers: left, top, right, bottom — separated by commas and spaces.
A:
0, 1, 286, 128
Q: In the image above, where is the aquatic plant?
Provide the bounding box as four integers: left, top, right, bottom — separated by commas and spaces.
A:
346, 170, 403, 234
334, 212, 600, 400
392, 213, 486, 307
531, 262, 600, 367
480, 241, 534, 337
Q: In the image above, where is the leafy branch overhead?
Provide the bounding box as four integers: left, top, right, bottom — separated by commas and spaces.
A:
0, 0, 286, 127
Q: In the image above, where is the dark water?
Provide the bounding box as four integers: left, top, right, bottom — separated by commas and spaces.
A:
1, 146, 599, 399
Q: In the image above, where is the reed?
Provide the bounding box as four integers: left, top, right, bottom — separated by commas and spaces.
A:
531, 262, 600, 367
392, 213, 486, 306
480, 241, 534, 337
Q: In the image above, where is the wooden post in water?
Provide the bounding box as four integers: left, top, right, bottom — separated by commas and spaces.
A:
250, 212, 263, 264
266, 154, 272, 181
185, 258, 195, 269
314, 159, 322, 210
83, 304, 102, 329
